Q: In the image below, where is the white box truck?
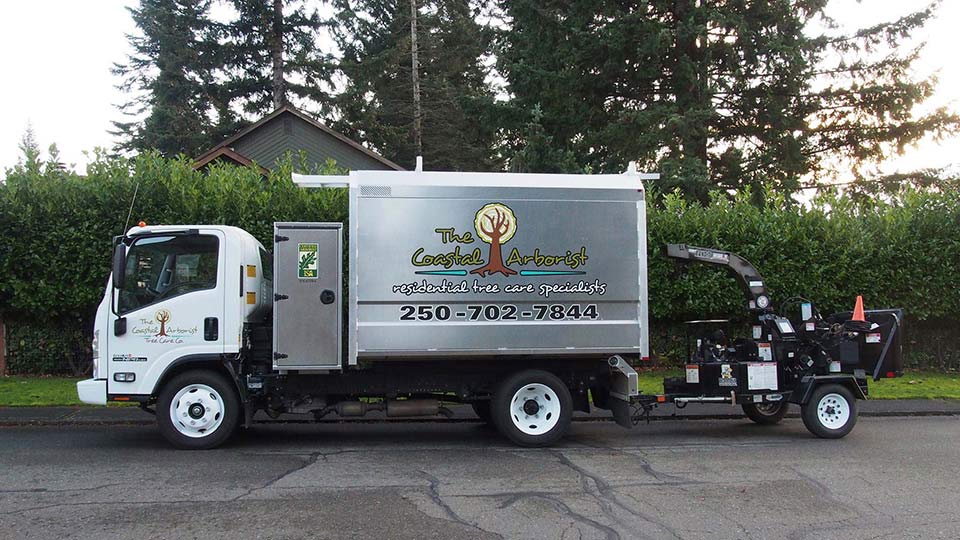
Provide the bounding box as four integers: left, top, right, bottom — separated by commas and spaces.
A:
78, 168, 653, 448
78, 166, 902, 448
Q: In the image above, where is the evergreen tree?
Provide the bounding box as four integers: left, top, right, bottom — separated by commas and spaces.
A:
496, 1, 959, 200
17, 125, 41, 174
330, 0, 500, 171
226, 0, 333, 114
113, 0, 238, 156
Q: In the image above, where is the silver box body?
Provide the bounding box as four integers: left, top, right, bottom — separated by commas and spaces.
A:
347, 178, 649, 365
279, 170, 651, 369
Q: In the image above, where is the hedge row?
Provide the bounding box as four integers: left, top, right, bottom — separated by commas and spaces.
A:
0, 154, 346, 320
1, 153, 958, 372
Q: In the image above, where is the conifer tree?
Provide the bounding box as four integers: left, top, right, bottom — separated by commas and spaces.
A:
496, 1, 958, 199
226, 0, 333, 114
330, 0, 500, 170
113, 0, 236, 156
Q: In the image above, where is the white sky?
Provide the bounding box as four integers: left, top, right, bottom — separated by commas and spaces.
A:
0, 0, 957, 176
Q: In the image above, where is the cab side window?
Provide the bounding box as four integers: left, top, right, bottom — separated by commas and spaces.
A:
118, 235, 219, 314
259, 247, 273, 282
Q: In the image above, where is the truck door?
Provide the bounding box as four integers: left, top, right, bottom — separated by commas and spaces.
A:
272, 222, 342, 370
107, 230, 226, 397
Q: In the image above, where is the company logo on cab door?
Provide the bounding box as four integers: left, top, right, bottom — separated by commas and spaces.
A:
131, 309, 199, 344
409, 202, 589, 278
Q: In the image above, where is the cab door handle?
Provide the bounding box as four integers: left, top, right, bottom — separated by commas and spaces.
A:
204, 317, 218, 341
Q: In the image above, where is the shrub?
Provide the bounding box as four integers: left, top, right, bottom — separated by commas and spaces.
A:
1, 154, 958, 372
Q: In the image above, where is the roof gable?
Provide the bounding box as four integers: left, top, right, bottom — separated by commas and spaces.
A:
193, 106, 403, 171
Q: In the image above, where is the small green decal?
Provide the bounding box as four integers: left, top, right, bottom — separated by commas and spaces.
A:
298, 243, 319, 279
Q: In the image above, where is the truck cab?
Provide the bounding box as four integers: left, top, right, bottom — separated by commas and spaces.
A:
78, 225, 271, 408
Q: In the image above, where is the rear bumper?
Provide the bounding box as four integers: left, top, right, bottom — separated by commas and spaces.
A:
77, 379, 107, 405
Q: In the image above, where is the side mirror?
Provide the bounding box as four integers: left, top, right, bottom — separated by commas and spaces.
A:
112, 243, 127, 289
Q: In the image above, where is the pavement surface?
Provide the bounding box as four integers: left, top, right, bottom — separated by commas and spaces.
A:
2, 414, 960, 539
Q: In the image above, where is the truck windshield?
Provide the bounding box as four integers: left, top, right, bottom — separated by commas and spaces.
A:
118, 234, 219, 314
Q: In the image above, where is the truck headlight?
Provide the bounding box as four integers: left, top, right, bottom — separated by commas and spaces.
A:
91, 330, 101, 379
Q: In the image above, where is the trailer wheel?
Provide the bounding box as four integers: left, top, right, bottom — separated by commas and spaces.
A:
157, 370, 240, 450
742, 402, 789, 425
492, 370, 572, 447
801, 384, 857, 439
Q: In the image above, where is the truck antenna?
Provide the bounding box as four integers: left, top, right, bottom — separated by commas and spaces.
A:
122, 180, 141, 234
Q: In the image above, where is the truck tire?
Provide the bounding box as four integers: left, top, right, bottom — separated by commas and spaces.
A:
157, 369, 240, 450
801, 384, 857, 439
742, 401, 789, 425
492, 370, 572, 447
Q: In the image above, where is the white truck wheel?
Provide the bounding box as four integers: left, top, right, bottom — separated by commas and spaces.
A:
157, 370, 240, 450
492, 370, 572, 447
801, 383, 858, 439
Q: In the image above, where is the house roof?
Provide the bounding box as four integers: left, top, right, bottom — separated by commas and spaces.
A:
193, 106, 403, 171
192, 146, 270, 175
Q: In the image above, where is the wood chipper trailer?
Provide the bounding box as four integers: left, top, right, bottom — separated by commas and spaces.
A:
77, 165, 903, 449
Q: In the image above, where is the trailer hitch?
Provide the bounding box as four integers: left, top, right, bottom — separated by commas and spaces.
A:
631, 401, 655, 425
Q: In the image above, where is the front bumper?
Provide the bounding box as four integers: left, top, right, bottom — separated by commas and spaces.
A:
77, 379, 107, 405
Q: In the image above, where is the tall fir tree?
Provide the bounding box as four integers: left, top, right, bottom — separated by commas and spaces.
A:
113, 0, 238, 156
496, 1, 958, 200
226, 0, 333, 115
330, 0, 500, 171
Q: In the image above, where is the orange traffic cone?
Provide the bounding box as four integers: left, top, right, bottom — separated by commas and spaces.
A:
852, 295, 866, 322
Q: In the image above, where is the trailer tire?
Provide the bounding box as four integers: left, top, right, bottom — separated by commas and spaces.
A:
157, 369, 240, 450
742, 402, 789, 425
492, 370, 572, 447
801, 384, 857, 439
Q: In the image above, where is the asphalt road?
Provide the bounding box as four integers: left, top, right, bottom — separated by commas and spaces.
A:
1, 416, 958, 540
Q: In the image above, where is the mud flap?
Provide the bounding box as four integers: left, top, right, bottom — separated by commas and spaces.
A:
608, 355, 639, 428
610, 398, 634, 428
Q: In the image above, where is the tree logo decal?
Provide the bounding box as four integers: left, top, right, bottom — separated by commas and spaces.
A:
471, 203, 518, 277
408, 202, 591, 280
155, 309, 171, 337
298, 243, 319, 279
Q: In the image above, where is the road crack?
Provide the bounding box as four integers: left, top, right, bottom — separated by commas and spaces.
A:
552, 450, 682, 540
418, 469, 502, 538
500, 493, 621, 540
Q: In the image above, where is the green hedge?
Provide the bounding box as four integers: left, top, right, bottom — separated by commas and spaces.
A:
4, 318, 90, 376
648, 188, 960, 321
1, 153, 958, 372
0, 153, 345, 320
